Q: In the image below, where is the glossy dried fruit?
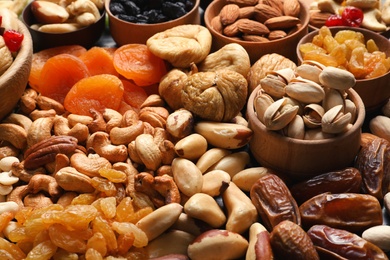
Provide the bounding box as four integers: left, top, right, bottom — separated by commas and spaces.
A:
299, 193, 383, 233
250, 173, 300, 231
270, 220, 319, 260
290, 167, 362, 205
355, 137, 390, 201
307, 225, 388, 260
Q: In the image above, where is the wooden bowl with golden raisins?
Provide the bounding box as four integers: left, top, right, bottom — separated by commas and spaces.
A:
297, 26, 390, 114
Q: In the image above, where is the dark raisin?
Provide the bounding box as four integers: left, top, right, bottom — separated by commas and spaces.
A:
162, 2, 186, 20
110, 2, 126, 15
184, 0, 194, 11
117, 14, 138, 23
135, 14, 150, 24
122, 1, 141, 16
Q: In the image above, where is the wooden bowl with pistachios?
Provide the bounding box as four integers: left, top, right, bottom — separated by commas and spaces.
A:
246, 63, 366, 180
204, 0, 310, 64
22, 0, 106, 52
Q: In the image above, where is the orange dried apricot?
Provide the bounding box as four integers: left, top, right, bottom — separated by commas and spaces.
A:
64, 74, 124, 116
29, 45, 87, 92
38, 53, 90, 103
113, 44, 167, 87
121, 79, 148, 111
79, 46, 119, 76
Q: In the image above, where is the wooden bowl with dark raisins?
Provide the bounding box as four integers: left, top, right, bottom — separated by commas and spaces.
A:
105, 0, 201, 46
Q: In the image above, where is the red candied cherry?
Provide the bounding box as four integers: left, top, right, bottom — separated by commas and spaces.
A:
3, 29, 24, 52
325, 14, 345, 27
342, 6, 364, 27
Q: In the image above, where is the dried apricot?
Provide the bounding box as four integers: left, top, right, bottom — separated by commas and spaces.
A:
29, 45, 87, 92
38, 53, 90, 103
121, 79, 148, 111
63, 74, 124, 116
113, 44, 167, 87
79, 47, 119, 76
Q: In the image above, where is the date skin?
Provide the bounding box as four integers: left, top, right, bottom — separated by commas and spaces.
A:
299, 193, 383, 233
290, 167, 362, 205
250, 173, 300, 231
307, 225, 388, 260
355, 137, 390, 201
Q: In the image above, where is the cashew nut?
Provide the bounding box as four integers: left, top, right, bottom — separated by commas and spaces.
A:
54, 115, 89, 143
362, 8, 387, 32
382, 0, 390, 24
26, 116, 54, 148
66, 0, 100, 25
0, 123, 27, 150
70, 152, 112, 177
317, 0, 342, 14
2, 113, 32, 132
0, 156, 19, 172
87, 132, 128, 163
103, 108, 123, 133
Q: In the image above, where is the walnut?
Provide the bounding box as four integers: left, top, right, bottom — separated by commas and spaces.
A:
247, 53, 297, 93
146, 24, 212, 68
181, 70, 248, 122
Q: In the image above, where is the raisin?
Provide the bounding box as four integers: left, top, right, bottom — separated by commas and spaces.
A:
117, 14, 137, 23
162, 2, 186, 20
110, 2, 125, 15
122, 1, 141, 16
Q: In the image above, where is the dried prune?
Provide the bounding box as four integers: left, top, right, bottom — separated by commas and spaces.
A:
307, 225, 388, 260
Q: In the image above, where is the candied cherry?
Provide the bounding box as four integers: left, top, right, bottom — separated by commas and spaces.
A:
325, 14, 345, 27
3, 29, 24, 52
342, 6, 364, 27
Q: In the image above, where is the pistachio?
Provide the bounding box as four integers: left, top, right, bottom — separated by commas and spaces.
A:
319, 66, 356, 90
322, 88, 345, 112
322, 105, 352, 134
284, 115, 305, 139
303, 104, 325, 129
254, 90, 274, 124
263, 98, 299, 131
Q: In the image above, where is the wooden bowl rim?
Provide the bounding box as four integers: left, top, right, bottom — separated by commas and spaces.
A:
296, 25, 390, 82
204, 0, 310, 46
247, 85, 366, 145
0, 20, 33, 86
105, 0, 200, 27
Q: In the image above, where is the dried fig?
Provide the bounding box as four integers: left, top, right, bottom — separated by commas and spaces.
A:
181, 70, 248, 122
146, 24, 212, 68
198, 43, 251, 77
159, 68, 188, 110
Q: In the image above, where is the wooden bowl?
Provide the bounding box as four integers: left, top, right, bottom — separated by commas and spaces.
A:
105, 0, 201, 46
22, 2, 106, 52
0, 20, 33, 120
247, 86, 365, 180
204, 0, 310, 64
297, 26, 390, 114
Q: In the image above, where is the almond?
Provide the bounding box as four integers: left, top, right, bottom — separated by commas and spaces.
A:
237, 18, 270, 35
283, 0, 301, 17
211, 15, 224, 33
264, 16, 301, 29
223, 21, 241, 37
239, 6, 255, 19
261, 0, 284, 14
253, 3, 282, 23
220, 4, 240, 25
268, 30, 287, 40
242, 34, 270, 42
309, 10, 332, 28
227, 0, 259, 7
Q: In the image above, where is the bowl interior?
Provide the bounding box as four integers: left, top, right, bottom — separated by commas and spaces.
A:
22, 2, 106, 52
296, 26, 390, 113
105, 0, 201, 46
247, 86, 365, 179
204, 0, 310, 64
0, 20, 33, 120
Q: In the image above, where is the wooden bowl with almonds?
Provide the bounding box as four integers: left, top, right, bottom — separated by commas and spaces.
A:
204, 0, 310, 64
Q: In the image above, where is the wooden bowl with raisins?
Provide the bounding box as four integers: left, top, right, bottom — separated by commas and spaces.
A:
105, 0, 201, 46
297, 26, 390, 114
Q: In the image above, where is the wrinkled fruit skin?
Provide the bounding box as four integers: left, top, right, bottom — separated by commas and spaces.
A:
355, 137, 390, 201
270, 220, 319, 260
250, 173, 300, 231
307, 225, 388, 260
299, 193, 383, 233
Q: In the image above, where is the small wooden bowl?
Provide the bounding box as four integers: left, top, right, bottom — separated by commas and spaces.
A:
105, 0, 201, 46
204, 0, 310, 64
0, 20, 33, 120
22, 2, 106, 52
297, 26, 390, 114
247, 86, 365, 180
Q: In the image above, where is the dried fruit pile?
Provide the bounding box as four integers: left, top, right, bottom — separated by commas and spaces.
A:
0, 22, 390, 259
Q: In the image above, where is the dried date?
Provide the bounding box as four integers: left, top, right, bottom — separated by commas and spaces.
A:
290, 167, 362, 205
354, 137, 390, 201
299, 193, 383, 233
270, 220, 319, 260
307, 225, 388, 260
250, 173, 300, 231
